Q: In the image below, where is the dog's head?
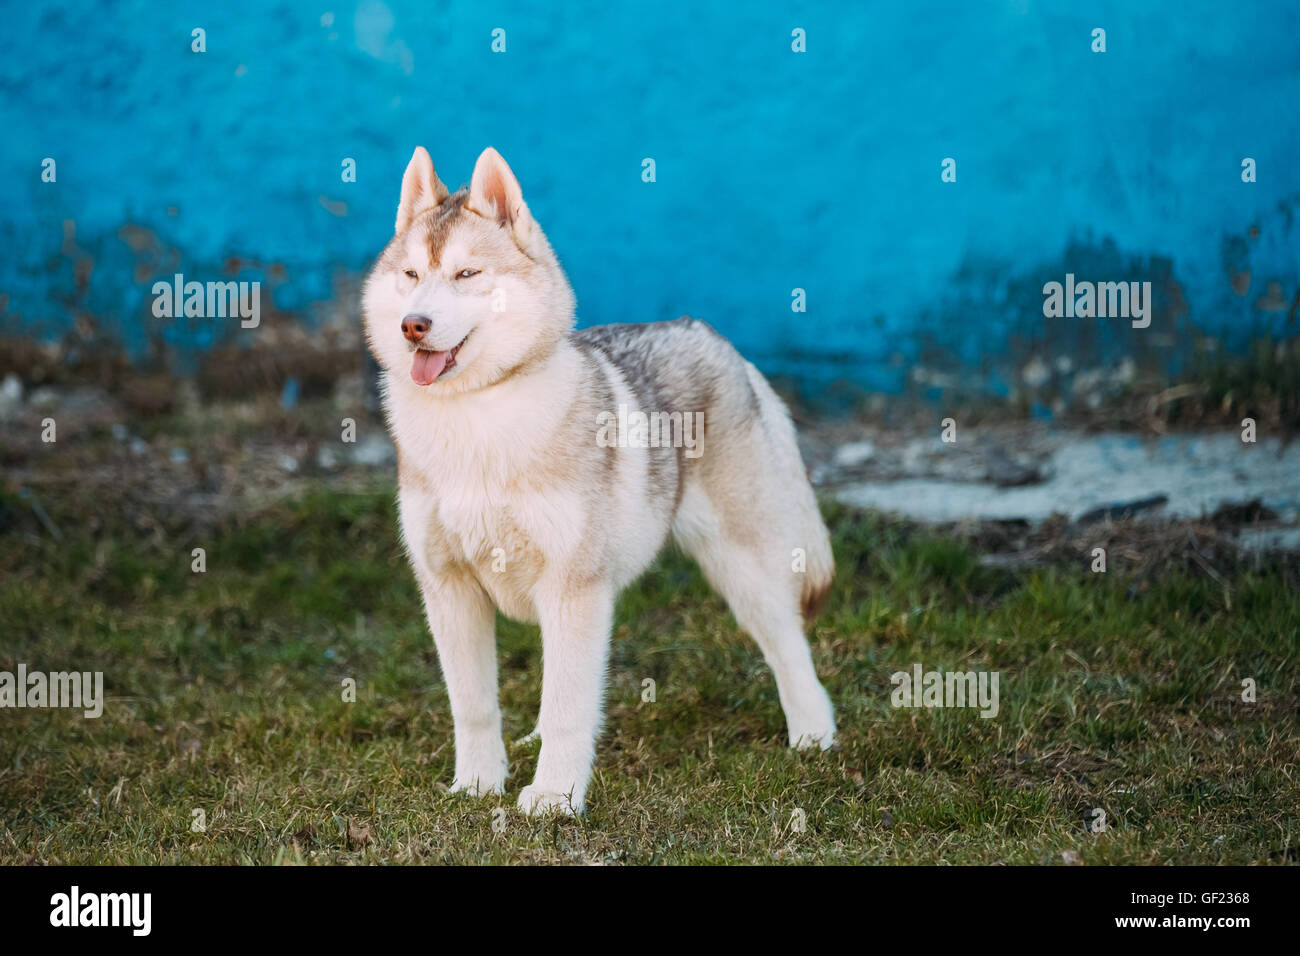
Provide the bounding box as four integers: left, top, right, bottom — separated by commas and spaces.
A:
362, 146, 575, 393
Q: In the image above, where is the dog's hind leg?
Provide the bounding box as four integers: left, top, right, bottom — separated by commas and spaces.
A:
671, 481, 837, 750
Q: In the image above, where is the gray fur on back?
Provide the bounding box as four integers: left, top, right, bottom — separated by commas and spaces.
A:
573, 317, 760, 427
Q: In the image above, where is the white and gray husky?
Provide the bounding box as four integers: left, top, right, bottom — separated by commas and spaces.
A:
363, 146, 836, 815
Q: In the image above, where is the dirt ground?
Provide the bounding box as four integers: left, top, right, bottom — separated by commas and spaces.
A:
3, 371, 1296, 592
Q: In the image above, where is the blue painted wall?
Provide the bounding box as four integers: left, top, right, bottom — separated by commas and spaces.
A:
1, 1, 1297, 394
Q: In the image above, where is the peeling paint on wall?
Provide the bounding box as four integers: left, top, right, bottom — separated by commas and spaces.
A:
1, 0, 1296, 400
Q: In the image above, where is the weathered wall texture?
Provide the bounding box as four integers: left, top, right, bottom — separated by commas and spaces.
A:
2, 1, 1296, 398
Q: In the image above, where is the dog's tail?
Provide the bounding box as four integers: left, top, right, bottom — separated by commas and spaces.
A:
800, 547, 835, 626
797, 510, 835, 627
744, 362, 836, 627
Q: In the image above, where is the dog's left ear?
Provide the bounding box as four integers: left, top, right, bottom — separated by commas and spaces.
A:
468, 147, 539, 246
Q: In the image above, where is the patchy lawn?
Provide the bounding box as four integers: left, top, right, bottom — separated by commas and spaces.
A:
0, 480, 1297, 865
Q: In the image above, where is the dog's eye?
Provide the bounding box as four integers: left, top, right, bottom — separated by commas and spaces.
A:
455, 268, 481, 280
404, 270, 419, 280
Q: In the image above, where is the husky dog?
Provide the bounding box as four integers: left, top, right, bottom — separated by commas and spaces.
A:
363, 146, 836, 815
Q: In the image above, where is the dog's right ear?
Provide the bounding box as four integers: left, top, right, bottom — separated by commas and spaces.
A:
395, 146, 450, 235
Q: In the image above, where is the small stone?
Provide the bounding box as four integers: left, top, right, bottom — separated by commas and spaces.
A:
351, 434, 395, 467
1021, 357, 1051, 389
28, 386, 59, 409
832, 440, 876, 470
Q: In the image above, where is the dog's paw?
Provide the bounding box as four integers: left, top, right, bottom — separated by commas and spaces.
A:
517, 785, 581, 817
787, 691, 838, 751
449, 740, 508, 796
449, 772, 506, 797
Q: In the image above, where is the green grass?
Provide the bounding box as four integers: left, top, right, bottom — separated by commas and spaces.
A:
0, 488, 1296, 864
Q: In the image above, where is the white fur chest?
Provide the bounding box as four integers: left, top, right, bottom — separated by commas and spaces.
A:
386, 372, 584, 622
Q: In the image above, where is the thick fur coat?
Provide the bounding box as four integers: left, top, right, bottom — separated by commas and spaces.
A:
362, 146, 836, 814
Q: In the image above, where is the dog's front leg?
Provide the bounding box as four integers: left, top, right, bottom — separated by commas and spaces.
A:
421, 571, 508, 796
518, 582, 613, 816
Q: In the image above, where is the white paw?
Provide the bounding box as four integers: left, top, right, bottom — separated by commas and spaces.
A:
517, 785, 581, 817
449, 744, 508, 796
786, 687, 837, 751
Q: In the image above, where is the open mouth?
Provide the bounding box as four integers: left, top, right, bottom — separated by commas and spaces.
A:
410, 333, 470, 386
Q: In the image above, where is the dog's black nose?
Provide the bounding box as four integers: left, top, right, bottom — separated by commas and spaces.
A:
401, 314, 430, 343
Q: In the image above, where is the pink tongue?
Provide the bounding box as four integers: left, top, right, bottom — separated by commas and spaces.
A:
410, 349, 449, 385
